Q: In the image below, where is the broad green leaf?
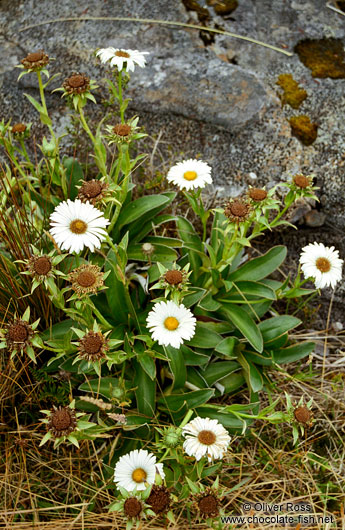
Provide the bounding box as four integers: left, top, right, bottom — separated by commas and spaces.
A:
117, 195, 171, 229
127, 243, 177, 262
198, 292, 221, 311
145, 235, 182, 248
215, 337, 237, 357
134, 360, 155, 416
186, 323, 222, 349
218, 371, 246, 393
158, 389, 214, 412
202, 361, 240, 386
196, 407, 248, 432
181, 345, 209, 366
273, 341, 315, 364
165, 346, 187, 389
259, 315, 301, 343
228, 246, 287, 282
187, 367, 208, 389
79, 377, 122, 399
63, 157, 84, 200
138, 354, 156, 380
104, 250, 129, 323
177, 217, 203, 280
221, 305, 263, 353
182, 288, 206, 308
231, 281, 276, 300
41, 319, 75, 341
238, 353, 263, 392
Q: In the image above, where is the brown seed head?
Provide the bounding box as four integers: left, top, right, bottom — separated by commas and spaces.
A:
26, 51, 44, 62
8, 323, 28, 342
33, 256, 52, 276
165, 270, 183, 285
294, 406, 311, 424
82, 334, 103, 354
77, 271, 97, 288
198, 430, 216, 445
147, 485, 171, 514
198, 494, 219, 516
63, 73, 90, 94
124, 497, 142, 518
248, 188, 267, 201
293, 174, 311, 189
12, 123, 27, 134
113, 123, 132, 137
51, 408, 73, 431
80, 180, 102, 198
230, 201, 248, 217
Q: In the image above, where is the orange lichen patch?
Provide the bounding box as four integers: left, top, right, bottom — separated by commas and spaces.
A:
294, 38, 345, 79
276, 74, 307, 109
207, 0, 238, 16
289, 115, 318, 146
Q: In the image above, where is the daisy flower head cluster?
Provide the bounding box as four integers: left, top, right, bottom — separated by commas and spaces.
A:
167, 159, 212, 191
299, 242, 343, 289
114, 449, 165, 491
96, 47, 149, 72
146, 300, 196, 348
182, 417, 231, 462
49, 199, 109, 254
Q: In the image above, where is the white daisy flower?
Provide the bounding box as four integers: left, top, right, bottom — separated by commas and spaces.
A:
49, 199, 109, 254
96, 47, 149, 72
167, 159, 212, 191
299, 242, 343, 289
146, 300, 196, 349
182, 417, 231, 462
114, 449, 165, 491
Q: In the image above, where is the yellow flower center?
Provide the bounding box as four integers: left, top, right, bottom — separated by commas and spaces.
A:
70, 219, 87, 234
315, 257, 331, 273
132, 468, 147, 483
183, 170, 198, 181
164, 317, 179, 331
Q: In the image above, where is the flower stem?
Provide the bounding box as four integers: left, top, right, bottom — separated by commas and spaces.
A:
118, 70, 124, 123
77, 100, 107, 178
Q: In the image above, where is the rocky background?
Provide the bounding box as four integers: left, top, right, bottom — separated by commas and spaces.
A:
0, 0, 344, 323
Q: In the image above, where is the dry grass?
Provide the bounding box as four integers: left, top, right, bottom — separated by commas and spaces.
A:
1, 331, 344, 529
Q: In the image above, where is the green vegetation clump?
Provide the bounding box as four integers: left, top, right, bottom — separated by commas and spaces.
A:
289, 115, 318, 146
276, 73, 307, 109
294, 38, 345, 79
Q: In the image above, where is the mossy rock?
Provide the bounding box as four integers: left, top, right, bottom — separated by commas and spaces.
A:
289, 115, 318, 146
276, 74, 307, 109
295, 38, 345, 79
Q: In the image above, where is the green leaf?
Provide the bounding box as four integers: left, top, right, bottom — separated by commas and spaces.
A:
138, 354, 156, 380
181, 345, 210, 366
127, 243, 177, 262
221, 305, 263, 353
41, 319, 75, 341
186, 323, 222, 349
177, 217, 203, 281
104, 250, 129, 323
63, 157, 84, 200
133, 360, 155, 416
215, 337, 237, 358
198, 292, 221, 311
273, 341, 315, 364
228, 246, 287, 282
231, 281, 277, 300
158, 389, 214, 412
259, 315, 301, 343
202, 361, 240, 386
196, 407, 247, 432
24, 93, 44, 113
39, 112, 52, 126
217, 371, 246, 393
78, 377, 123, 400
165, 346, 186, 389
117, 195, 171, 228
182, 288, 206, 308
238, 353, 263, 392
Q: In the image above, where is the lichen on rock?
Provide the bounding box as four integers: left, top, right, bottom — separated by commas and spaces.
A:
294, 38, 345, 79
276, 73, 307, 109
289, 115, 318, 146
